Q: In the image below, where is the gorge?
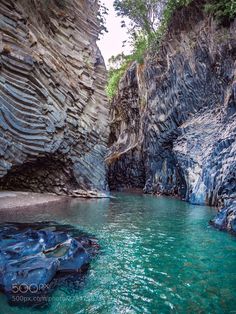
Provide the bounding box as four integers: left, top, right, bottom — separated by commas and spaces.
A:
0, 0, 235, 312
0, 0, 235, 233
1, 0, 234, 233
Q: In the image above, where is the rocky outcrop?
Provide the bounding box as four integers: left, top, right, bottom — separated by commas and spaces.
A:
0, 0, 109, 196
210, 201, 236, 234
107, 2, 236, 233
0, 222, 99, 307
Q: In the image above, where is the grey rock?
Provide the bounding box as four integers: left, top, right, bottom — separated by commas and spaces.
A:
107, 4, 236, 233
0, 0, 109, 196
0, 222, 99, 307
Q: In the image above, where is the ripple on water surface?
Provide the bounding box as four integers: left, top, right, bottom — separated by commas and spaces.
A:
0, 193, 235, 314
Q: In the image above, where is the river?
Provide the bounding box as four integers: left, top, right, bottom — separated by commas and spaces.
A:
0, 193, 235, 314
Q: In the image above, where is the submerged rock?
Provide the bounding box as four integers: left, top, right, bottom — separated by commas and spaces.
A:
0, 222, 99, 307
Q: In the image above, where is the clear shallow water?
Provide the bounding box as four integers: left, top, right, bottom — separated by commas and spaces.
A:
0, 192, 236, 314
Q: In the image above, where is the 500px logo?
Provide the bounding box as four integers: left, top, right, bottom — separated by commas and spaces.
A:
11, 295, 49, 303
11, 283, 51, 294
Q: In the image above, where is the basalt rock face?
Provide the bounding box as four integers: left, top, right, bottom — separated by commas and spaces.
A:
0, 0, 109, 196
107, 63, 146, 191
107, 3, 236, 233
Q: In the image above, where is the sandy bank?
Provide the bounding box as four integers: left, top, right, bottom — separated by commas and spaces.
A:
0, 191, 69, 211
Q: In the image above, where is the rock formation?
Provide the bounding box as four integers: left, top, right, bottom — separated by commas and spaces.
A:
107, 2, 236, 233
0, 0, 235, 233
0, 222, 99, 307
0, 0, 109, 196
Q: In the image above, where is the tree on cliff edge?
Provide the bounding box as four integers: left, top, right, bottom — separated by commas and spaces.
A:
114, 0, 166, 35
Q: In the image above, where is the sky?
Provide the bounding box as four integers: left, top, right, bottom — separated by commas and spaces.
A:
97, 0, 131, 67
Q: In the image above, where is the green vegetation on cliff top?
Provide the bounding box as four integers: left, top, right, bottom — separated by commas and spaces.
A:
106, 0, 236, 100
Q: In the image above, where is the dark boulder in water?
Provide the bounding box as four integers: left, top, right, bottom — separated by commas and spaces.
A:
210, 202, 236, 235
0, 222, 99, 307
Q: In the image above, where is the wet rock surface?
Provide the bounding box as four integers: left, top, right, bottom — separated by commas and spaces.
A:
0, 222, 99, 307
0, 0, 109, 195
107, 2, 236, 233
210, 202, 236, 235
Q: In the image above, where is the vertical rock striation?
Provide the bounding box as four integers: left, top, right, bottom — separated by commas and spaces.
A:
107, 63, 146, 190
0, 0, 109, 196
107, 2, 236, 232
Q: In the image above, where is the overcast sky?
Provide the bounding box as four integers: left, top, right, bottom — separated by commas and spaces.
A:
97, 0, 131, 67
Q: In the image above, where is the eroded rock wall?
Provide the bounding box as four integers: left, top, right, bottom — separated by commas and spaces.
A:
0, 0, 109, 195
107, 3, 236, 232
107, 63, 146, 190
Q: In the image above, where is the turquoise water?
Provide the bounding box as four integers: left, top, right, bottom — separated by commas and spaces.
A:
0, 193, 236, 314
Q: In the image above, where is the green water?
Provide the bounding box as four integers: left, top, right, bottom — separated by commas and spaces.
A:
0, 193, 236, 314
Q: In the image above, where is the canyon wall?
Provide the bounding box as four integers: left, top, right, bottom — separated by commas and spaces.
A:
107, 3, 236, 232
0, 0, 109, 196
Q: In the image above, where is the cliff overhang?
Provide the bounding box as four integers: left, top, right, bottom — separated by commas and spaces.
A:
0, 0, 109, 197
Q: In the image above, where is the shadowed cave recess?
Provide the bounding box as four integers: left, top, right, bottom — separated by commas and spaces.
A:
0, 156, 79, 195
